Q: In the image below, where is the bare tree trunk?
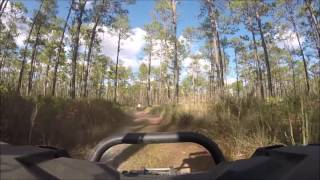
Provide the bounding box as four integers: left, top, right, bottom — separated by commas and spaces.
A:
206, 0, 224, 88
304, 0, 320, 43
209, 42, 215, 98
114, 33, 121, 103
79, 45, 87, 96
216, 30, 224, 87
82, 52, 89, 97
70, 0, 87, 99
99, 61, 108, 99
27, 26, 41, 95
158, 77, 161, 105
307, 15, 320, 60
84, 17, 100, 97
44, 57, 51, 96
192, 68, 195, 104
106, 80, 110, 100
251, 29, 264, 99
210, 39, 221, 92
147, 41, 152, 107
166, 78, 171, 101
52, 0, 73, 96
256, 12, 273, 96
211, 40, 221, 87
290, 56, 297, 96
234, 50, 240, 99
17, 0, 44, 95
291, 17, 310, 94
222, 42, 227, 76
98, 76, 104, 99
171, 0, 179, 103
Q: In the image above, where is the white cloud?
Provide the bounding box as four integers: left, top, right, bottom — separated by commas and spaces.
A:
99, 27, 147, 69
183, 52, 209, 69
275, 28, 304, 50
15, 23, 29, 47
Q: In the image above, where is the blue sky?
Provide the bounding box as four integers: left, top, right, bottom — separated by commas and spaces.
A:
13, 0, 317, 84
126, 0, 201, 34
19, 0, 239, 82
22, 0, 201, 36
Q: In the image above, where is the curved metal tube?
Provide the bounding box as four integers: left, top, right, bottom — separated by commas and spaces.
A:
89, 132, 225, 164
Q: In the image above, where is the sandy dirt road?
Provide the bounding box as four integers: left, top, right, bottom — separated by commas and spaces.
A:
100, 110, 214, 173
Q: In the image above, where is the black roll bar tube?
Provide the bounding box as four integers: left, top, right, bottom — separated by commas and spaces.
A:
89, 132, 225, 164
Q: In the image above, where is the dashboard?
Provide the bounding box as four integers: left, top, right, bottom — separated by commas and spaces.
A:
1, 142, 319, 180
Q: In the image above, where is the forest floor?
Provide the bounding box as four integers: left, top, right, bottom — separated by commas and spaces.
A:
100, 110, 214, 173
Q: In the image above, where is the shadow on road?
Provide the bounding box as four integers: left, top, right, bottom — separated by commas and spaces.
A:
108, 144, 146, 169
177, 151, 215, 172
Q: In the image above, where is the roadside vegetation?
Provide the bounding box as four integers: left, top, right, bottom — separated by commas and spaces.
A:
150, 94, 320, 160
0, 0, 319, 168
0, 93, 131, 157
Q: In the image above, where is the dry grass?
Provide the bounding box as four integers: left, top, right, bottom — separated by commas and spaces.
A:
0, 93, 131, 158
151, 95, 320, 160
1, 92, 319, 167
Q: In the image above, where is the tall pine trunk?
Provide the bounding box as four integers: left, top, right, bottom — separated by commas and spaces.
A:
27, 26, 41, 95
208, 42, 215, 98
285, 44, 297, 96
234, 50, 240, 99
70, 0, 87, 99
147, 41, 152, 107
114, 33, 121, 103
192, 68, 195, 104
83, 17, 100, 97
159, 43, 163, 104
98, 75, 104, 99
79, 45, 87, 96
290, 17, 310, 94
44, 56, 51, 96
256, 12, 273, 96
52, 0, 73, 96
216, 28, 224, 87
171, 0, 179, 103
207, 0, 224, 88
307, 16, 320, 60
250, 28, 264, 99
17, 0, 44, 95
304, 0, 320, 43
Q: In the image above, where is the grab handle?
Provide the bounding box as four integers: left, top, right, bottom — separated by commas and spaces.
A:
89, 132, 225, 164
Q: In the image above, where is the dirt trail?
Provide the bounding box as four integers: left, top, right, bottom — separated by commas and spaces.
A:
101, 110, 214, 173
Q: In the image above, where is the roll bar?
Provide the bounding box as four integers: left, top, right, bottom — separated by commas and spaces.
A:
89, 132, 225, 164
